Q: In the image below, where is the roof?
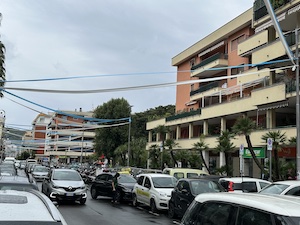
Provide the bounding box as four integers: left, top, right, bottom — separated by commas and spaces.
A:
0, 190, 64, 222
194, 192, 300, 217
138, 173, 175, 178
272, 180, 300, 185
219, 177, 271, 183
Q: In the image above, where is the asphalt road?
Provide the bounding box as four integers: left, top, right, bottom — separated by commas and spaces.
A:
36, 182, 177, 225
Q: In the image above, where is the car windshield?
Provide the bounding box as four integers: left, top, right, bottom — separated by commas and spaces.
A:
152, 177, 177, 188
259, 184, 289, 194
190, 180, 224, 195
33, 167, 48, 172
0, 184, 38, 191
53, 170, 82, 181
118, 175, 136, 183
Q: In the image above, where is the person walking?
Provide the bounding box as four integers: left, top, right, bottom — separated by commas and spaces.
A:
111, 172, 120, 204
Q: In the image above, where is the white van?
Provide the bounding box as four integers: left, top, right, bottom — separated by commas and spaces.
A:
162, 168, 209, 179
4, 157, 16, 163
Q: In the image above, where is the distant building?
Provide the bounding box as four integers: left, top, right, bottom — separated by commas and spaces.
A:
26, 108, 95, 164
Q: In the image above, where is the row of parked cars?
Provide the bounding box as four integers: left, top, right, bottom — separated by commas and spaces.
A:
89, 167, 300, 225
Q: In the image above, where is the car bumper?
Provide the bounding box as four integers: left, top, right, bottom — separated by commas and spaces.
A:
157, 197, 170, 210
122, 191, 133, 201
50, 190, 87, 201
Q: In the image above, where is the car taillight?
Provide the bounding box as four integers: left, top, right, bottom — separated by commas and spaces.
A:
228, 181, 234, 192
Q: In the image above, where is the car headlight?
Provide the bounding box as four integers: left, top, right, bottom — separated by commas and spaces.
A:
79, 185, 86, 189
123, 187, 132, 192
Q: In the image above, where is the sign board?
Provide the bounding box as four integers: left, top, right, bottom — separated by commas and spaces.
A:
239, 144, 244, 156
267, 138, 273, 151
243, 147, 265, 158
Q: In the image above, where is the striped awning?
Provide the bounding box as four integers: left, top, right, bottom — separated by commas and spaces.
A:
257, 100, 289, 111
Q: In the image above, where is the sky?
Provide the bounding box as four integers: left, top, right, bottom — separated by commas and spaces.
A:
0, 0, 254, 130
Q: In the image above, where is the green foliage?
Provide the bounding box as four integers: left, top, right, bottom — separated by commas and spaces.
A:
16, 151, 30, 160
93, 98, 131, 159
232, 116, 256, 136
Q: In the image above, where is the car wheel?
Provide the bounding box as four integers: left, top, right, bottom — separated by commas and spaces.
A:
168, 202, 177, 219
90, 186, 98, 199
132, 194, 139, 207
150, 199, 157, 213
80, 198, 86, 205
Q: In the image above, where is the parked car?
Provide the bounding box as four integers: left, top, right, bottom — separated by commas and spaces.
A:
0, 175, 38, 191
219, 177, 271, 192
32, 165, 50, 181
162, 168, 209, 179
0, 189, 67, 224
42, 168, 87, 205
259, 180, 300, 196
0, 163, 17, 176
90, 172, 136, 202
181, 192, 300, 225
132, 173, 177, 213
168, 177, 226, 219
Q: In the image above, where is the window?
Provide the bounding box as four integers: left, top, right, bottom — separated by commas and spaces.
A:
286, 186, 300, 196
231, 35, 246, 51
190, 58, 195, 67
144, 177, 151, 188
191, 84, 195, 91
237, 206, 272, 225
231, 64, 244, 79
174, 172, 184, 179
137, 176, 144, 185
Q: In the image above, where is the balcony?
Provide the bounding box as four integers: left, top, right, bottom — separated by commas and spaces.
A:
166, 109, 201, 122
252, 33, 296, 64
191, 53, 228, 78
238, 30, 268, 56
253, 0, 292, 21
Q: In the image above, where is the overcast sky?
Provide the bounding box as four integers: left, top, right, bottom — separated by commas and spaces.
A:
0, 0, 253, 130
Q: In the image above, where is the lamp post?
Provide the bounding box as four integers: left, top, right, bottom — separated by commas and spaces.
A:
127, 117, 131, 167
295, 27, 300, 180
80, 131, 84, 164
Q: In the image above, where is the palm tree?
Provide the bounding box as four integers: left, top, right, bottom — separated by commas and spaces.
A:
214, 130, 236, 176
164, 138, 179, 167
192, 135, 210, 173
232, 116, 265, 173
261, 130, 287, 181
148, 144, 161, 169
0, 13, 6, 96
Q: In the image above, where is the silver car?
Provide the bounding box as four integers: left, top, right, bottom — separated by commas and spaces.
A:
42, 168, 87, 205
32, 166, 49, 181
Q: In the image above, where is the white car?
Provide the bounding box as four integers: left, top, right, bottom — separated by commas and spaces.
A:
259, 180, 300, 196
181, 192, 300, 225
0, 189, 67, 224
219, 177, 271, 192
132, 173, 177, 212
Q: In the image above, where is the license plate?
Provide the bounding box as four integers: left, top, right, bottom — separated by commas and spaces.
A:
66, 193, 74, 196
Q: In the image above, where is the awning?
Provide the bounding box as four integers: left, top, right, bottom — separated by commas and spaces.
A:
257, 100, 289, 111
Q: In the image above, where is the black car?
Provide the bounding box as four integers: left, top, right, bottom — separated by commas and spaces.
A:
168, 178, 226, 219
0, 175, 39, 191
90, 172, 136, 202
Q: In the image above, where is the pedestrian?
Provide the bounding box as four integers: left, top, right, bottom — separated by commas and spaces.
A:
111, 172, 120, 204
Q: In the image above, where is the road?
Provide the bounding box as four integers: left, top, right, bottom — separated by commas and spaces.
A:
37, 182, 177, 225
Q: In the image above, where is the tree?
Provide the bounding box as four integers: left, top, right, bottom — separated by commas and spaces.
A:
130, 137, 147, 168
232, 116, 265, 174
0, 13, 6, 97
192, 135, 210, 173
164, 138, 179, 167
214, 130, 236, 176
153, 125, 171, 170
93, 98, 131, 161
261, 130, 287, 181
148, 144, 160, 169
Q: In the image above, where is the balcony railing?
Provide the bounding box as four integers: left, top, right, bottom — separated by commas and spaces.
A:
191, 53, 228, 71
166, 109, 201, 122
254, 0, 291, 21
190, 81, 219, 96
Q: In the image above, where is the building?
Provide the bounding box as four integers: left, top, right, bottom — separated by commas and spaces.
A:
146, 0, 300, 177
25, 108, 95, 164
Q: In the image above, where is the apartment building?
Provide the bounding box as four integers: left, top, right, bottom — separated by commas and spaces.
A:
26, 109, 95, 164
146, 0, 300, 177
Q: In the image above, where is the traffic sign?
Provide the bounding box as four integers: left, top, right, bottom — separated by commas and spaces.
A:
267, 138, 273, 151
239, 144, 244, 155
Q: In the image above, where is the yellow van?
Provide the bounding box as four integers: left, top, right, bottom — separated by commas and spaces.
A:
162, 168, 209, 179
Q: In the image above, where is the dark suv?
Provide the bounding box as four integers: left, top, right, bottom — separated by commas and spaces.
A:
168, 178, 225, 219
90, 172, 136, 202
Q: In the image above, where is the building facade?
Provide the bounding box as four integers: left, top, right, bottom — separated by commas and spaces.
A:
146, 0, 300, 177
25, 109, 95, 164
